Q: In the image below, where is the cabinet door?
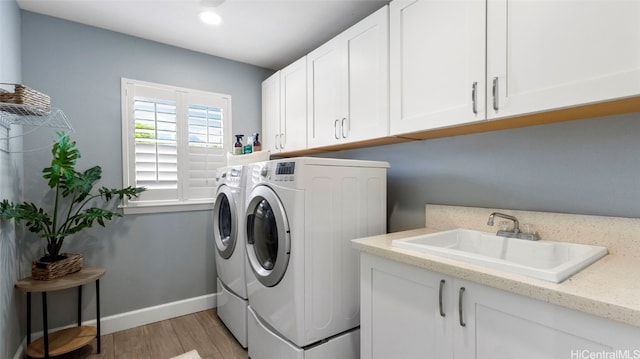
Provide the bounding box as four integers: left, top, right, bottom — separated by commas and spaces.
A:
261, 71, 281, 153
455, 280, 640, 359
390, 0, 486, 136
361, 253, 452, 359
280, 56, 307, 152
307, 37, 347, 148
343, 5, 389, 143
487, 0, 640, 120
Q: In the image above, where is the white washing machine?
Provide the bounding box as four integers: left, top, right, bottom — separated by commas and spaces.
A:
243, 157, 388, 359
213, 164, 249, 348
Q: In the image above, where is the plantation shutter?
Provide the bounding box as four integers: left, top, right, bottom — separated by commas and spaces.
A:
184, 92, 229, 199
128, 85, 179, 201
122, 79, 231, 206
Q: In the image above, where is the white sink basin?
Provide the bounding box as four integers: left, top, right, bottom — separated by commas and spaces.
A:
391, 229, 607, 283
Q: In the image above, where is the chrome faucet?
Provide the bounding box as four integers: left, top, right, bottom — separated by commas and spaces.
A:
487, 212, 520, 233
487, 212, 539, 241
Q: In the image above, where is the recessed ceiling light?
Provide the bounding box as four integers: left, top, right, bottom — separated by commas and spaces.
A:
199, 10, 222, 25
199, 0, 224, 25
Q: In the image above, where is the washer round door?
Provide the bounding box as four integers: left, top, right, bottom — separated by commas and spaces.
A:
213, 185, 237, 259
245, 185, 290, 287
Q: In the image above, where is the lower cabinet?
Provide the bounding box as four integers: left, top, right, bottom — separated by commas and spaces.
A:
360, 253, 640, 359
360, 255, 452, 359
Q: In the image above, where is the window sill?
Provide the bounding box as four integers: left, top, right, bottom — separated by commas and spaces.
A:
120, 199, 214, 215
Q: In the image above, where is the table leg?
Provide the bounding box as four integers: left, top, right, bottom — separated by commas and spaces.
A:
26, 292, 31, 345
96, 279, 101, 353
42, 292, 49, 359
77, 285, 82, 326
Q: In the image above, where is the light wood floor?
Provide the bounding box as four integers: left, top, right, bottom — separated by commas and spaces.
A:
55, 309, 248, 359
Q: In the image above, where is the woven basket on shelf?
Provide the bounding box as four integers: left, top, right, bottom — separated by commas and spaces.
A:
0, 83, 51, 115
31, 253, 83, 281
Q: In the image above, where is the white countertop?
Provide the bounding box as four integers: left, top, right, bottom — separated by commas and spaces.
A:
353, 205, 640, 329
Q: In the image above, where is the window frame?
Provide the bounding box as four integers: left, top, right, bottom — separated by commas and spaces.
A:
121, 78, 231, 214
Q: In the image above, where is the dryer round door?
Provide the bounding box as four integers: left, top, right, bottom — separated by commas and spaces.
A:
245, 185, 290, 287
213, 185, 237, 259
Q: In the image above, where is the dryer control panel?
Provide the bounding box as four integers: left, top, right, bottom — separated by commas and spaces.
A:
258, 161, 296, 183
276, 162, 295, 175
273, 162, 296, 182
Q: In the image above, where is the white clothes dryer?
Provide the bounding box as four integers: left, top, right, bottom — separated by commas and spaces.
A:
244, 157, 388, 359
213, 164, 249, 348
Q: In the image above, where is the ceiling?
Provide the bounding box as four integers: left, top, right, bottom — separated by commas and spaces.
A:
16, 0, 388, 70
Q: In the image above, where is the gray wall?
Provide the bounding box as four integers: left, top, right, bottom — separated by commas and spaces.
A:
0, 0, 24, 357
319, 113, 640, 233
19, 11, 273, 329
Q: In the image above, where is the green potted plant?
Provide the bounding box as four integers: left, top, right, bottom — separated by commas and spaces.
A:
0, 132, 145, 280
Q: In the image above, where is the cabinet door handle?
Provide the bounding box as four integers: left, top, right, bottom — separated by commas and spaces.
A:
458, 287, 466, 327
492, 77, 499, 112
471, 82, 478, 115
275, 134, 279, 150
279, 133, 285, 149
334, 119, 340, 139
439, 279, 446, 317
341, 118, 348, 138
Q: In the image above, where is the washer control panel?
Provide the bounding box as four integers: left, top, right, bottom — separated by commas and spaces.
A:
217, 166, 243, 184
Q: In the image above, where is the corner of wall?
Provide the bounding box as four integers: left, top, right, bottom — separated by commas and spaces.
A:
0, 1, 24, 358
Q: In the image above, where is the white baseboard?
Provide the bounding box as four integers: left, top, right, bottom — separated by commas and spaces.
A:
97, 292, 218, 335
12, 293, 218, 358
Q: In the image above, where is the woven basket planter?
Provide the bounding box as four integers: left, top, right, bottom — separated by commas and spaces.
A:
0, 83, 51, 115
31, 253, 83, 281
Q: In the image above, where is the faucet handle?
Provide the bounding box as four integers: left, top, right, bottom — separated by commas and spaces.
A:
499, 221, 514, 232
521, 223, 535, 235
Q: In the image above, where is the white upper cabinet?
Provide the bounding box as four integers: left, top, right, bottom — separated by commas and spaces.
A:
390, 0, 486, 135
280, 56, 308, 152
307, 5, 389, 148
390, 0, 640, 136
307, 33, 347, 148
261, 57, 307, 153
264, 0, 640, 153
344, 5, 390, 143
261, 71, 281, 153
487, 0, 640, 120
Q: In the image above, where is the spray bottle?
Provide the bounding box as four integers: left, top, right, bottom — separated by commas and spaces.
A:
234, 135, 244, 155
252, 133, 262, 152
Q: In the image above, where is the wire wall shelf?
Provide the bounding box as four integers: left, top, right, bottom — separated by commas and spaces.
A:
0, 103, 74, 153
0, 103, 73, 130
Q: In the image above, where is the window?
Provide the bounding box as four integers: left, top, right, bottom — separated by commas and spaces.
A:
121, 78, 231, 214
